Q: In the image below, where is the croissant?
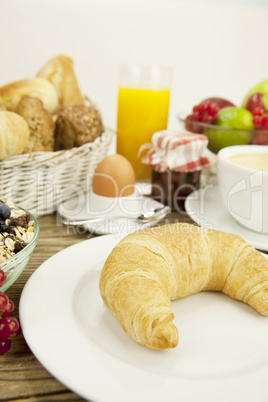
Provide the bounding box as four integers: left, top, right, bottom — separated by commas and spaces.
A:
99, 223, 268, 350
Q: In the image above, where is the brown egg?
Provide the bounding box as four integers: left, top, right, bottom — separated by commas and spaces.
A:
92, 154, 136, 197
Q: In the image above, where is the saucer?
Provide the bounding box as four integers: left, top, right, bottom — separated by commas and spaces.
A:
57, 187, 166, 237
185, 185, 268, 252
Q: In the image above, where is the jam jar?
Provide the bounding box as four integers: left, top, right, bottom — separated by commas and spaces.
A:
142, 130, 210, 211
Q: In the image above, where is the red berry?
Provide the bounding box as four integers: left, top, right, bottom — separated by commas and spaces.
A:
0, 318, 11, 340
0, 339, 11, 355
261, 113, 268, 129
0, 292, 9, 315
0, 269, 6, 287
185, 100, 219, 133
252, 131, 268, 145
7, 317, 20, 337
252, 106, 264, 116
1, 300, 15, 318
208, 104, 218, 116
253, 115, 262, 128
0, 317, 20, 341
201, 114, 212, 123
245, 92, 265, 114
185, 114, 203, 133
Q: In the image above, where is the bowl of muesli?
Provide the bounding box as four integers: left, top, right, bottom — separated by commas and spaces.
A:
0, 200, 39, 292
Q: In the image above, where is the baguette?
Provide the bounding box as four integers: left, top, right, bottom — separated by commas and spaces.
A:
99, 223, 268, 350
36, 55, 84, 108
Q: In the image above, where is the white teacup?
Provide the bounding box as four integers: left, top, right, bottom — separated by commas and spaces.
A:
217, 145, 268, 234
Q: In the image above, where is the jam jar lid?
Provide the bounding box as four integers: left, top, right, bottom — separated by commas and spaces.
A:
142, 130, 210, 173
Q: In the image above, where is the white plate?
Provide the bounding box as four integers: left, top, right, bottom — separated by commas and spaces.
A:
20, 235, 268, 402
57, 186, 165, 237
185, 185, 268, 252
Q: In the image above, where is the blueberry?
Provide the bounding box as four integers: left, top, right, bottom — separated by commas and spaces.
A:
0, 202, 11, 221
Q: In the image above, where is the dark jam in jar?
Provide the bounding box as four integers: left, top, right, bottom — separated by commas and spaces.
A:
151, 169, 201, 211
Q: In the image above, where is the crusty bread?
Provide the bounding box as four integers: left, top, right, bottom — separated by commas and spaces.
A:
16, 95, 54, 153
54, 104, 104, 150
0, 78, 59, 114
0, 111, 29, 160
36, 55, 85, 108
0, 95, 6, 111
99, 223, 268, 349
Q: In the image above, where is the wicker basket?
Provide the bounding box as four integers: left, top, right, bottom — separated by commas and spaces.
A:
0, 128, 114, 216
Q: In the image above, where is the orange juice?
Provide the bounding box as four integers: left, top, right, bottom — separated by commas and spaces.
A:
117, 86, 170, 180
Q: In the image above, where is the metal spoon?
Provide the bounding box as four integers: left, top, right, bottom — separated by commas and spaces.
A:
62, 206, 170, 226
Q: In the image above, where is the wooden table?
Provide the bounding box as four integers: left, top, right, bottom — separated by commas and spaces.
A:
1, 211, 194, 401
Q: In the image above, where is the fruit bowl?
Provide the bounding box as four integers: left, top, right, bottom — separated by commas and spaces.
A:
0, 211, 39, 293
178, 112, 268, 154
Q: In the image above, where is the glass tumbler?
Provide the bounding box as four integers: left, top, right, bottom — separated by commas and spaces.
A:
117, 64, 172, 181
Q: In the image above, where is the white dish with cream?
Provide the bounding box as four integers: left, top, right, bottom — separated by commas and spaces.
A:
217, 145, 268, 234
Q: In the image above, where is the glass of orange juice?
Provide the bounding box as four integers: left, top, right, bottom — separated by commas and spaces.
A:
117, 64, 172, 181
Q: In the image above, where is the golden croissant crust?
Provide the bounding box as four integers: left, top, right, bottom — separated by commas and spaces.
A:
99, 223, 268, 350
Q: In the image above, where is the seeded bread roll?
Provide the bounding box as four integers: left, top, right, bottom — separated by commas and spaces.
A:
16, 95, 54, 153
0, 111, 30, 160
36, 55, 85, 108
0, 78, 59, 114
54, 104, 104, 150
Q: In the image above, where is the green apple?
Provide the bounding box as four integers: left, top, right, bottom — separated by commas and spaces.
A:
242, 79, 268, 109
204, 107, 253, 153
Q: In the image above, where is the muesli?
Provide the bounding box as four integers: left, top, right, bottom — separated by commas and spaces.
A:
0, 200, 35, 263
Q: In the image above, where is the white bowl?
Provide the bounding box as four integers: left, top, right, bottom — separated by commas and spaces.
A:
217, 145, 268, 234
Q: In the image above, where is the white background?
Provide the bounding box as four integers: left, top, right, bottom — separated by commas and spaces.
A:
1, 0, 268, 138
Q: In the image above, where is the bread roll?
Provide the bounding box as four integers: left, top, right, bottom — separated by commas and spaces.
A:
0, 95, 6, 111
54, 104, 104, 150
16, 96, 54, 153
99, 223, 268, 349
0, 111, 29, 160
0, 78, 59, 114
36, 55, 85, 108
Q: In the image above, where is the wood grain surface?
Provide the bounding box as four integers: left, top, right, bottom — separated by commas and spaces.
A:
1, 211, 193, 402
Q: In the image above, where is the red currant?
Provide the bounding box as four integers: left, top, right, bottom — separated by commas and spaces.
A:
261, 113, 268, 130
185, 115, 203, 134
245, 92, 265, 115
253, 115, 262, 128
0, 269, 6, 287
0, 317, 20, 341
185, 101, 219, 133
253, 110, 268, 131
0, 292, 9, 315
1, 299, 15, 318
0, 339, 12, 355
252, 131, 268, 145
252, 106, 264, 116
0, 318, 11, 341
0, 293, 20, 354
